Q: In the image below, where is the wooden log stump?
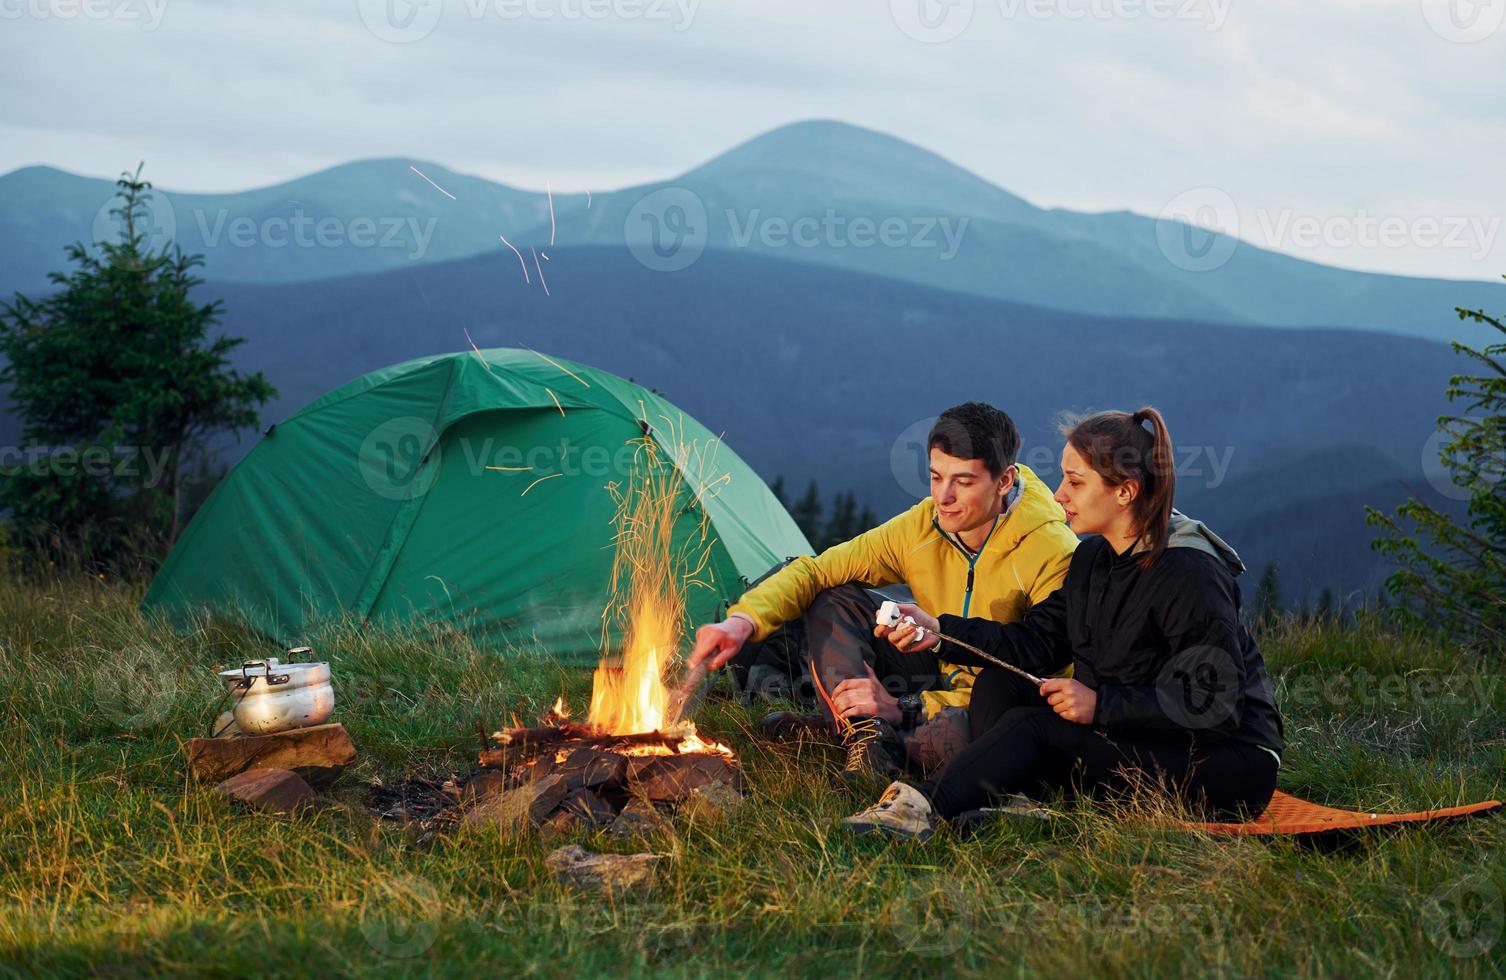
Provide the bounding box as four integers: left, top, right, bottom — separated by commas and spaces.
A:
187, 723, 356, 788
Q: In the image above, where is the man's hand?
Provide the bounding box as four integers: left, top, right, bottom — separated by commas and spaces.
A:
872, 602, 941, 653
831, 662, 903, 725
1039, 677, 1096, 724
686, 616, 755, 672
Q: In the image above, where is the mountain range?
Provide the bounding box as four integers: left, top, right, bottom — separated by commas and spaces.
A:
3, 121, 1500, 345
1, 119, 1493, 606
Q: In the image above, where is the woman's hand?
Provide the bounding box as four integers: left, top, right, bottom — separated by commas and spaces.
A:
872, 602, 940, 653
1039, 677, 1096, 724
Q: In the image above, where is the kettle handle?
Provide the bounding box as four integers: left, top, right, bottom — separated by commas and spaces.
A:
239, 660, 291, 687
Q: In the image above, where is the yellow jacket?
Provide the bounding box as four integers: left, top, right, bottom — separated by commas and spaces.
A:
729, 465, 1078, 718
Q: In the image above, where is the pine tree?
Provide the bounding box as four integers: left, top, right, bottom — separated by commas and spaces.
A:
1316, 586, 1335, 624
823, 491, 859, 550
1368, 293, 1505, 648
769, 475, 788, 509
790, 480, 823, 545
856, 503, 879, 535
0, 164, 274, 564
1252, 563, 1283, 626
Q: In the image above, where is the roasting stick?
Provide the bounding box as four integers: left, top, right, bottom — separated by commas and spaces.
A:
876, 600, 1044, 687
665, 661, 710, 727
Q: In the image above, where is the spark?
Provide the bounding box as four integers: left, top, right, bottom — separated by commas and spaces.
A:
529, 349, 591, 388
546, 179, 556, 246
500, 234, 530, 284
409, 165, 456, 200
532, 247, 550, 297
463, 327, 491, 371
546, 387, 565, 416
520, 473, 563, 496
485, 465, 533, 472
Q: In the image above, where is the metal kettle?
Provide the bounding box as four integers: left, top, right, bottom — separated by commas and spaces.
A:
216, 647, 335, 736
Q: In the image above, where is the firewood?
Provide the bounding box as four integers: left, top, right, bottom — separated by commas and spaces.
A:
479, 731, 684, 767
490, 723, 593, 747
627, 753, 741, 802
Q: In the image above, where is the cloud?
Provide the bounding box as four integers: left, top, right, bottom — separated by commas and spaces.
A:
0, 0, 1502, 279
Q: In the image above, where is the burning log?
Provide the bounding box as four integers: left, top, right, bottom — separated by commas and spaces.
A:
479, 729, 686, 768
490, 723, 594, 747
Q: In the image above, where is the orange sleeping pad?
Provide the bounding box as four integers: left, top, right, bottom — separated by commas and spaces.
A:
1186, 789, 1502, 836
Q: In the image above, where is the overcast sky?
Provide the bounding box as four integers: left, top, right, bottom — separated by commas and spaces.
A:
2, 0, 1503, 280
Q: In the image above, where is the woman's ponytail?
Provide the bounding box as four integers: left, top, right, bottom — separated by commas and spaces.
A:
1063, 406, 1177, 571
1134, 407, 1176, 571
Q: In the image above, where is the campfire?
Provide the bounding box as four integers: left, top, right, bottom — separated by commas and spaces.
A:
474, 424, 740, 834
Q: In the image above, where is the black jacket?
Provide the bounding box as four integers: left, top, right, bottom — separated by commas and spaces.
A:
937, 525, 1285, 754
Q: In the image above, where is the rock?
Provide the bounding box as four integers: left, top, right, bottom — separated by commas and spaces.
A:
463, 774, 568, 830
627, 753, 742, 802
560, 787, 617, 828
461, 770, 509, 803
608, 798, 670, 839
681, 781, 743, 822
215, 768, 316, 815
187, 723, 356, 789
545, 844, 661, 893
541, 809, 582, 840
531, 748, 628, 791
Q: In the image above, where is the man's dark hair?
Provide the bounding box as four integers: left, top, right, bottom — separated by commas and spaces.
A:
927, 402, 1020, 477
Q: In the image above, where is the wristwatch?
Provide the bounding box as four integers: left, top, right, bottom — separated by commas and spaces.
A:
897, 693, 925, 732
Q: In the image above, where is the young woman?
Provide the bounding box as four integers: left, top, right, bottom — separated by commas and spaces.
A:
842, 408, 1285, 840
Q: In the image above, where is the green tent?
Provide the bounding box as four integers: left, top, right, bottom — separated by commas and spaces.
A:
142, 349, 811, 662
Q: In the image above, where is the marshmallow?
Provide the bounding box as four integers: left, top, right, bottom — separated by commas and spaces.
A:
875, 600, 903, 627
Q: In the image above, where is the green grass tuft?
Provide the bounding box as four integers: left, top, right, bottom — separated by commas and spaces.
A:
0, 575, 1502, 977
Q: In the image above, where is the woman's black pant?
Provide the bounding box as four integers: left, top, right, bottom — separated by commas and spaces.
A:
926, 668, 1278, 821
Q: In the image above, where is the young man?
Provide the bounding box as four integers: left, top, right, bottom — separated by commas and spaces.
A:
687, 402, 1078, 781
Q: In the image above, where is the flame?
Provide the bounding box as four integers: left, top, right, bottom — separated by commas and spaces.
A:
581, 419, 733, 756
551, 696, 570, 719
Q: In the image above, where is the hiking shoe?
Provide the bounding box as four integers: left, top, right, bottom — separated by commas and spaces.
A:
759, 711, 833, 742
841, 781, 936, 842
837, 716, 905, 785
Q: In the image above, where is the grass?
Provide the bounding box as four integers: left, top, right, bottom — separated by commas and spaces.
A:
0, 573, 1503, 978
